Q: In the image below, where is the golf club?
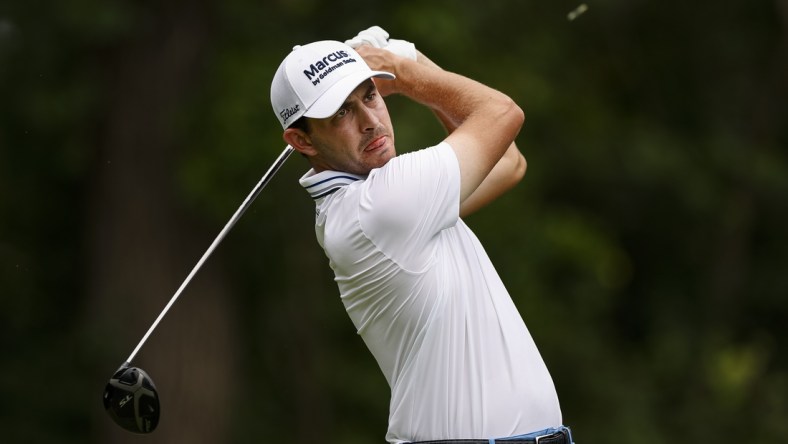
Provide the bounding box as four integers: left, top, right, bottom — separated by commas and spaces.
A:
103, 145, 295, 433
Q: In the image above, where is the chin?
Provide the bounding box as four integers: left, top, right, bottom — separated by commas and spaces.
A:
374, 150, 395, 168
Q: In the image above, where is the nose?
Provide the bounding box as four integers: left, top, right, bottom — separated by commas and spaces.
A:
358, 106, 381, 132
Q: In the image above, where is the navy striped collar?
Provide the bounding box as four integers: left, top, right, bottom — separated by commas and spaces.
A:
299, 169, 366, 199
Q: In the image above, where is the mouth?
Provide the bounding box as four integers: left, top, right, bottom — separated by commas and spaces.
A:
364, 135, 387, 152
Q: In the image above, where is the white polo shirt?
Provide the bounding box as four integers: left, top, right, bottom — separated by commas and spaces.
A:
299, 142, 561, 443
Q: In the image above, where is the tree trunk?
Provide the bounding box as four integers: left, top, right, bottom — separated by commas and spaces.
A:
84, 5, 237, 443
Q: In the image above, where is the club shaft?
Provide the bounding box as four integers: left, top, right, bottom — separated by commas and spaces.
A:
125, 145, 295, 364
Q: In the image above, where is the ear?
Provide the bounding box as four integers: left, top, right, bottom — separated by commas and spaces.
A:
283, 128, 318, 157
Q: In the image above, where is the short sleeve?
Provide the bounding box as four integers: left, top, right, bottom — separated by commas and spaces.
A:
358, 142, 461, 271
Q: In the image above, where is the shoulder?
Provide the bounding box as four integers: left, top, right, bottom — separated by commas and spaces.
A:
357, 142, 461, 235
364, 142, 458, 201
390, 141, 457, 171
371, 142, 459, 189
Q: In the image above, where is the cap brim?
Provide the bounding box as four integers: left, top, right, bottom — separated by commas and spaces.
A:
304, 70, 395, 119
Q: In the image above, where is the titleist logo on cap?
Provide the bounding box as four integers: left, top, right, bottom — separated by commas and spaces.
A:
279, 104, 300, 125
302, 50, 358, 86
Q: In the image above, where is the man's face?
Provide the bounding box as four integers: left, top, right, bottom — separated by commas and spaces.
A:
304, 79, 395, 175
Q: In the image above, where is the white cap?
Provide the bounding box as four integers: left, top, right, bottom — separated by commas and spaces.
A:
270, 40, 395, 129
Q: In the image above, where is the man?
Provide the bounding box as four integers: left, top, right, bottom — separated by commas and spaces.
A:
270, 27, 573, 444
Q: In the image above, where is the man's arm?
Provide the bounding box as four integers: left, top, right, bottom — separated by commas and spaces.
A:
357, 46, 525, 212
458, 145, 526, 217
414, 52, 527, 217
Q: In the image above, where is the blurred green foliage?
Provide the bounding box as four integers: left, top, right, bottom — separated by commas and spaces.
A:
1, 0, 786, 443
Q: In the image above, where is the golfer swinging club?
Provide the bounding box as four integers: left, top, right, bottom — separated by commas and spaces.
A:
270, 26, 574, 444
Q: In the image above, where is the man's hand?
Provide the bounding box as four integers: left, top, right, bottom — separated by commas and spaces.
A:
346, 26, 418, 61
345, 26, 389, 49
355, 45, 407, 97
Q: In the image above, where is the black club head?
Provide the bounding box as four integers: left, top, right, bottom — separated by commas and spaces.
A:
103, 363, 160, 433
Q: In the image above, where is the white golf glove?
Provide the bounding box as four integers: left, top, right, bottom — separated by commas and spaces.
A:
385, 39, 417, 61
345, 25, 389, 49
345, 26, 417, 61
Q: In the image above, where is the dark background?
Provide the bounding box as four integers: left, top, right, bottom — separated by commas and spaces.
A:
1, 0, 786, 443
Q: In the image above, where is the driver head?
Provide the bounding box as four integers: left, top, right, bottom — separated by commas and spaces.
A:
103, 364, 160, 433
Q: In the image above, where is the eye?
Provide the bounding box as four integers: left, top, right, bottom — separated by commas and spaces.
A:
335, 108, 349, 118
364, 91, 378, 102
